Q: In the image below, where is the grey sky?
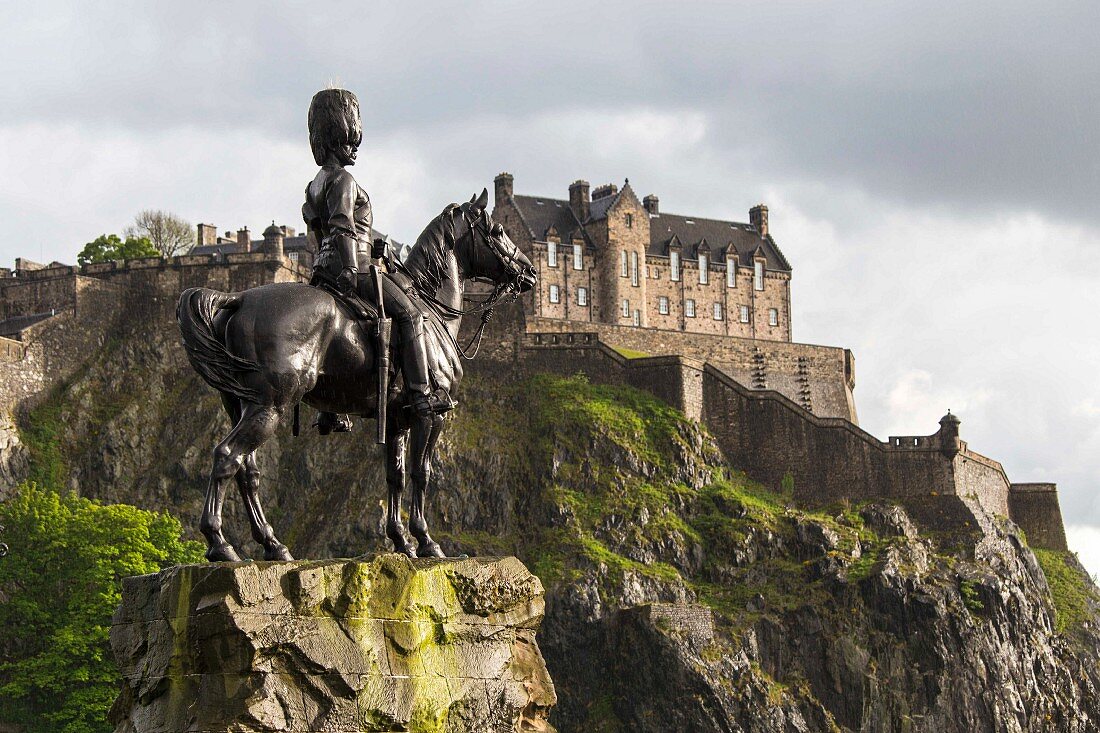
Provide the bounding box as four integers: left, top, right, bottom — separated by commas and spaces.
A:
2, 2, 1098, 569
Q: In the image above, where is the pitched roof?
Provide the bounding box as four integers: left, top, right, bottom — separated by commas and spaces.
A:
648, 212, 791, 271
510, 195, 589, 244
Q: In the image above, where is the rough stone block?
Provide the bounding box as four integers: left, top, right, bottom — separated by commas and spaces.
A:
109, 555, 556, 733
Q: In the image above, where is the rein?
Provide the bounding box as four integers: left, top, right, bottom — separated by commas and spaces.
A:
402, 206, 523, 360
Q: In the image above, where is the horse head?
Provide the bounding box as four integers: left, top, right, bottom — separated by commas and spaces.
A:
454, 188, 536, 293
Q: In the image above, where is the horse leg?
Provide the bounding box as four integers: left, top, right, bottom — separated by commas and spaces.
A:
385, 411, 417, 558
408, 411, 446, 558
236, 451, 293, 561
199, 401, 280, 562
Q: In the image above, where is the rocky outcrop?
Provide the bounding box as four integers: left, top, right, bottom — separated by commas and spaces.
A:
109, 555, 555, 733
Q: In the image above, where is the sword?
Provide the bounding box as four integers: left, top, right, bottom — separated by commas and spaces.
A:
371, 262, 392, 445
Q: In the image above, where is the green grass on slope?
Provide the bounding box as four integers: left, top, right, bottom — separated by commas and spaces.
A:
479, 373, 882, 629
1033, 549, 1100, 635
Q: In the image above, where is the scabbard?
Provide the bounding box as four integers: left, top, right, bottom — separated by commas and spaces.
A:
371, 264, 390, 445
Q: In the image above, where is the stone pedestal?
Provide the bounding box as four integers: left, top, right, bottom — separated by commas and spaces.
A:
109, 555, 556, 732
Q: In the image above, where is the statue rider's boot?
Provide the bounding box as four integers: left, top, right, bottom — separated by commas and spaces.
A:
315, 411, 353, 435
402, 317, 455, 416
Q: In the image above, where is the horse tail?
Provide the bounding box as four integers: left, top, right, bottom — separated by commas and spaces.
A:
176, 287, 263, 402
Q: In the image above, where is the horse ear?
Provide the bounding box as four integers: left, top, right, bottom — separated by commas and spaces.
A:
469, 193, 477, 204
475, 188, 488, 210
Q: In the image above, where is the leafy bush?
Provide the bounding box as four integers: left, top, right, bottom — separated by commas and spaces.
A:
0, 483, 203, 733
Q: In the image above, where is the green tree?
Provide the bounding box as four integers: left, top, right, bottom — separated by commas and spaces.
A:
0, 484, 204, 733
76, 234, 159, 266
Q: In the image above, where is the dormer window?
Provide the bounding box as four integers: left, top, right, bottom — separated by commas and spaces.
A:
670, 251, 681, 281
547, 241, 558, 267
726, 256, 736, 287
754, 260, 764, 290
573, 243, 583, 270
698, 252, 708, 284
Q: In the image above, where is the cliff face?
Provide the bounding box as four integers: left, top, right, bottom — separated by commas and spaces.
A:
12, 320, 1100, 732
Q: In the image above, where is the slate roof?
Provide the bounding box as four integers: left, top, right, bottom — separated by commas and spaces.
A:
510, 195, 586, 244
509, 194, 792, 272
649, 213, 791, 271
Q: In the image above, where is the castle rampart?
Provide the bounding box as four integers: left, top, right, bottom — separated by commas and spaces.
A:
508, 333, 1063, 550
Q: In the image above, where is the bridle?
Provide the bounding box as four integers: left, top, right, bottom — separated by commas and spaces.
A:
411, 204, 527, 359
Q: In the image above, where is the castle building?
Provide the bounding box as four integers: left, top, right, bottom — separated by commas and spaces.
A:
491, 173, 792, 341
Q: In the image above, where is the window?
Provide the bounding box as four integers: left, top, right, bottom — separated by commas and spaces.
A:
577, 287, 588, 306
698, 253, 708, 284
620, 250, 628, 277
633, 309, 641, 326
726, 257, 736, 288
547, 241, 558, 267
625, 213, 633, 228
288, 251, 299, 264
652, 267, 660, 279
685, 299, 696, 318
769, 308, 779, 326
573, 243, 583, 270
713, 302, 723, 320
622, 299, 630, 318
670, 251, 681, 281
754, 260, 764, 290
739, 305, 750, 323
549, 284, 560, 303
658, 296, 669, 315
630, 251, 639, 287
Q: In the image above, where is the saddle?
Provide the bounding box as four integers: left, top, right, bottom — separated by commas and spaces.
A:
310, 268, 380, 324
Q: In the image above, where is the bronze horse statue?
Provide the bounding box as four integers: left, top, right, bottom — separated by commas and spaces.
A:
177, 191, 536, 561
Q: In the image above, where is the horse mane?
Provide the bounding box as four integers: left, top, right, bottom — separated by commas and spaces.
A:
402, 203, 461, 292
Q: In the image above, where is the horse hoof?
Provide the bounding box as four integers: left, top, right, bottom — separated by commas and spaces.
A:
206, 543, 242, 563
418, 540, 446, 559
264, 544, 294, 561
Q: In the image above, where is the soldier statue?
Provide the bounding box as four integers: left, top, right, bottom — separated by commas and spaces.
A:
304, 89, 452, 435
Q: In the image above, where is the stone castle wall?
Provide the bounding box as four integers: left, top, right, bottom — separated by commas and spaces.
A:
525, 316, 857, 421
509, 336, 1064, 550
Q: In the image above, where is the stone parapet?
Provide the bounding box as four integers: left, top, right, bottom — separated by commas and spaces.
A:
109, 555, 556, 733
1009, 484, 1069, 551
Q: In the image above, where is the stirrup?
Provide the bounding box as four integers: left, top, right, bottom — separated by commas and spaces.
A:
408, 389, 456, 416
315, 412, 353, 435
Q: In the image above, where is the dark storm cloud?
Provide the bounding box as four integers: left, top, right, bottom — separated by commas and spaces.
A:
2, 1, 1096, 224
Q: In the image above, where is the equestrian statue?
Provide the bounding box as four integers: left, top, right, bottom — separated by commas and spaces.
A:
177, 88, 536, 562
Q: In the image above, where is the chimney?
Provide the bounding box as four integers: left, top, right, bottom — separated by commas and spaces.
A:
197, 223, 217, 247
237, 227, 251, 253
568, 180, 590, 222
749, 204, 769, 238
643, 194, 659, 216
494, 172, 514, 205
591, 183, 618, 201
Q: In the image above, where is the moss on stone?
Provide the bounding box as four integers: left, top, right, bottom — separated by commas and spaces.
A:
1033, 549, 1099, 635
